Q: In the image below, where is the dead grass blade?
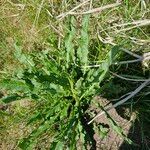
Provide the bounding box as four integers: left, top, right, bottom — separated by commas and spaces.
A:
68, 2, 121, 15
120, 48, 142, 59
116, 19, 150, 33
56, 0, 90, 19
110, 71, 149, 82
57, 2, 121, 20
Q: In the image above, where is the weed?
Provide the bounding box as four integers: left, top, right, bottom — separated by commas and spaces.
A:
0, 14, 131, 149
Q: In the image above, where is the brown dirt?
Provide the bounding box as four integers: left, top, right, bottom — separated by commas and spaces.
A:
90, 97, 136, 150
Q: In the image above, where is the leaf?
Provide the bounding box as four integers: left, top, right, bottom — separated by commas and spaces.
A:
50, 141, 64, 150
30, 121, 50, 138
60, 116, 77, 139
14, 43, 24, 60
69, 129, 77, 150
55, 141, 64, 150
93, 124, 109, 139
78, 121, 85, 144
75, 77, 84, 96
27, 112, 41, 125
108, 45, 120, 65
77, 15, 90, 67
0, 94, 21, 103
14, 43, 35, 67
60, 103, 69, 119
65, 16, 76, 67
43, 83, 66, 96
0, 79, 30, 93
19, 138, 35, 150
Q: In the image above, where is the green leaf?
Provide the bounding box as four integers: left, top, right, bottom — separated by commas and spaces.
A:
78, 121, 85, 144
65, 16, 76, 67
0, 94, 21, 103
93, 124, 109, 139
19, 138, 35, 150
0, 79, 30, 93
60, 103, 69, 119
55, 141, 64, 150
27, 112, 41, 125
14, 43, 35, 67
50, 141, 63, 150
60, 116, 77, 139
77, 15, 90, 67
30, 121, 50, 138
108, 45, 120, 65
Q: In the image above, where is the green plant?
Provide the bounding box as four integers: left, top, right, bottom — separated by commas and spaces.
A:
0, 15, 129, 149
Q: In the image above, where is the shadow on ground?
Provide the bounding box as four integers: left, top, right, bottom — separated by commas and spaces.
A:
99, 50, 150, 150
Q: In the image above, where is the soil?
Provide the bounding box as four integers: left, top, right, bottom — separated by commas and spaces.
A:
89, 96, 145, 150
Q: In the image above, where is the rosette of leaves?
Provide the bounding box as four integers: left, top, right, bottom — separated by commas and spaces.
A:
0, 15, 125, 149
